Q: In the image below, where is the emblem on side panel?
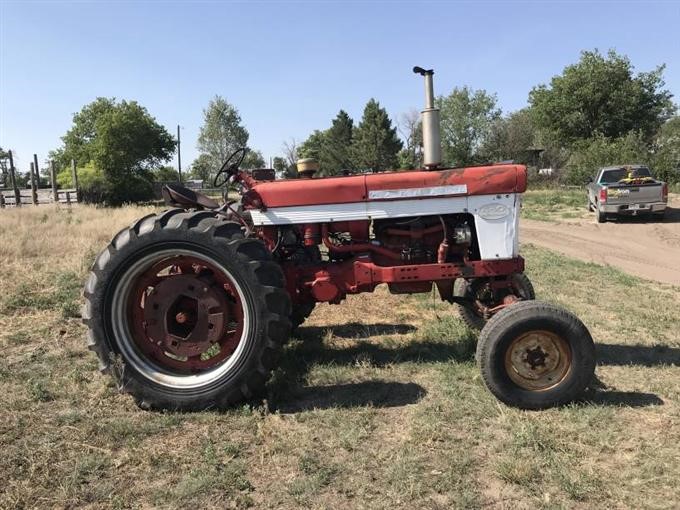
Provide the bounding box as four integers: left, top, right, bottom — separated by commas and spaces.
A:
477, 203, 510, 220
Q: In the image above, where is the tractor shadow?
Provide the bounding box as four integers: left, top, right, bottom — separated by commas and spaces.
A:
576, 342, 676, 407
268, 322, 451, 412
266, 324, 672, 411
272, 381, 426, 413
596, 342, 680, 366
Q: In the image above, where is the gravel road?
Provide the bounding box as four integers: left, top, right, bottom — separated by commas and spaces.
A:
521, 196, 680, 285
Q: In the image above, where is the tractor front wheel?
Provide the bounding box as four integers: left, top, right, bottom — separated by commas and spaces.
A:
82, 209, 291, 411
476, 301, 595, 409
454, 273, 535, 330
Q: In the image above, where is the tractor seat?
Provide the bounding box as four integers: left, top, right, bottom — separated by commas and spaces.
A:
162, 183, 220, 210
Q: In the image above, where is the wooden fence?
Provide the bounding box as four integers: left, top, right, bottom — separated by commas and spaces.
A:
1, 151, 80, 208
0, 188, 79, 207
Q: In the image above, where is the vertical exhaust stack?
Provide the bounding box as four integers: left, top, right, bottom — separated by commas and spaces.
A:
413, 66, 442, 169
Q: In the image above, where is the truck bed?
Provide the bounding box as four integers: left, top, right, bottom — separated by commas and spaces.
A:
603, 181, 664, 208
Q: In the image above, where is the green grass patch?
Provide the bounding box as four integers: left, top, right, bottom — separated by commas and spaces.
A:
522, 189, 588, 221
2, 270, 82, 318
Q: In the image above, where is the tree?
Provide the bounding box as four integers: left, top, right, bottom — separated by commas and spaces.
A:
397, 109, 422, 169
298, 130, 328, 165
438, 87, 501, 167
564, 131, 650, 184
242, 150, 265, 169
0, 147, 10, 186
529, 50, 676, 144
196, 96, 250, 180
324, 110, 354, 174
652, 116, 680, 183
351, 99, 402, 172
52, 98, 118, 168
272, 156, 290, 178
280, 138, 300, 178
153, 166, 180, 182
297, 110, 355, 176
481, 108, 536, 164
53, 98, 176, 204
189, 154, 213, 183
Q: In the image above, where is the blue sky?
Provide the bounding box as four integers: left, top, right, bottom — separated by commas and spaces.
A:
1, 0, 679, 173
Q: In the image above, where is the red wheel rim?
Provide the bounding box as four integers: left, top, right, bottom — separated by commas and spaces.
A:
126, 254, 245, 374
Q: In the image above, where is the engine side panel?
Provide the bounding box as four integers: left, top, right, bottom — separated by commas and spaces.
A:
250, 192, 520, 261
468, 194, 520, 260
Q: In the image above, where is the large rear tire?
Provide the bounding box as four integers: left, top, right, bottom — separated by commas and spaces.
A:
476, 301, 595, 409
454, 273, 535, 330
82, 209, 291, 411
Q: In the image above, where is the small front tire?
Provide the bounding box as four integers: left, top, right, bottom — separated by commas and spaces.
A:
454, 273, 535, 330
476, 301, 595, 409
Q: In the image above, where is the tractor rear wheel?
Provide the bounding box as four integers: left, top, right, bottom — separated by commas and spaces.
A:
82, 209, 291, 411
454, 273, 535, 330
476, 301, 595, 409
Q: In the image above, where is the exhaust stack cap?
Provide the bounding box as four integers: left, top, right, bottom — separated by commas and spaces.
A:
413, 66, 441, 169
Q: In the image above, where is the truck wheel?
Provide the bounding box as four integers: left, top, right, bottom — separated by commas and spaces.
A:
587, 200, 594, 212
476, 301, 595, 409
597, 209, 606, 223
454, 273, 535, 330
82, 209, 291, 411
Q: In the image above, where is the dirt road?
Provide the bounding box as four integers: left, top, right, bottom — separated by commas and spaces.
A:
521, 202, 680, 286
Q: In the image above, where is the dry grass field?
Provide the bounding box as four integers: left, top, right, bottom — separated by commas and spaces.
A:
1, 203, 679, 509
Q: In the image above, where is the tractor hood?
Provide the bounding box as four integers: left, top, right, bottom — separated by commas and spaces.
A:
252, 164, 527, 208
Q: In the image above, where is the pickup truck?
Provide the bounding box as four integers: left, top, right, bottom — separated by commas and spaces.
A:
587, 165, 668, 223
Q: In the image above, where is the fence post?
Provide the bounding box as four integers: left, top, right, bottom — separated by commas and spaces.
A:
0, 192, 5, 208
71, 159, 79, 201
66, 191, 71, 205
50, 160, 58, 204
29, 162, 38, 205
33, 154, 41, 189
8, 150, 20, 207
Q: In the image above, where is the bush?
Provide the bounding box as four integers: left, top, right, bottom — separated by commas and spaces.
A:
651, 117, 680, 184
564, 132, 650, 184
56, 161, 153, 205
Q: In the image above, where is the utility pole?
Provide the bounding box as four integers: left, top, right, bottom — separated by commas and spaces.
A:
177, 124, 182, 183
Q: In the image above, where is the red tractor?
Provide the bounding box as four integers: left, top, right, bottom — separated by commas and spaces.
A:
83, 68, 595, 411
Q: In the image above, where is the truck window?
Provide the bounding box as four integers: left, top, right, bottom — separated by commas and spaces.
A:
600, 167, 651, 183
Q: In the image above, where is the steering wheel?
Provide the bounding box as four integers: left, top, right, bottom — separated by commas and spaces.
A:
213, 148, 248, 188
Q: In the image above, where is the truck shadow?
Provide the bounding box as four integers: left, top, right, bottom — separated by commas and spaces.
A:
267, 327, 669, 411
609, 205, 680, 224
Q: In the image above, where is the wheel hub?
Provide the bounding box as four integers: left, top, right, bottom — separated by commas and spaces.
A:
127, 255, 245, 374
143, 275, 228, 358
505, 330, 571, 391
